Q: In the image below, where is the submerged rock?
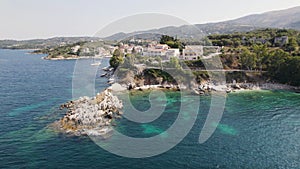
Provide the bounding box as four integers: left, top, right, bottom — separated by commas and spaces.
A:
52, 89, 123, 138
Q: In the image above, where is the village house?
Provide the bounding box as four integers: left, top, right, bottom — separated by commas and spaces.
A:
249, 37, 268, 44
274, 36, 289, 46
166, 49, 180, 59
82, 47, 90, 54
132, 46, 143, 54
142, 44, 169, 57
71, 45, 80, 53
182, 45, 204, 60
142, 44, 181, 60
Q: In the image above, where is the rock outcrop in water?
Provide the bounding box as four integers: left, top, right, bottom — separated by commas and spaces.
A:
52, 89, 123, 138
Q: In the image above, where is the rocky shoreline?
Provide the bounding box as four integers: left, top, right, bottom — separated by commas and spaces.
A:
192, 82, 300, 94
226, 82, 299, 92
119, 82, 300, 94
51, 89, 123, 138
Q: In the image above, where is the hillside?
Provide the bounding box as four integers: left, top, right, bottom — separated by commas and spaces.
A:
227, 6, 300, 29
104, 6, 300, 41
0, 37, 101, 50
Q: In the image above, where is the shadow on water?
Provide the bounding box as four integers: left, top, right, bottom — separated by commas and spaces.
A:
212, 122, 238, 136
8, 98, 59, 117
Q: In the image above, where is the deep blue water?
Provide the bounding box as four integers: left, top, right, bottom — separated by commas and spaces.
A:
0, 49, 299, 169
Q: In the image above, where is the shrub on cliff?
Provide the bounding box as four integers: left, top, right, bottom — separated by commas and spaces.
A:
110, 49, 124, 69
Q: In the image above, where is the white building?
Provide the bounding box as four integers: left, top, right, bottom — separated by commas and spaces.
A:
142, 44, 169, 57
133, 46, 143, 54
71, 45, 81, 53
143, 48, 167, 57
154, 44, 169, 50
166, 49, 180, 59
82, 48, 90, 54
182, 45, 204, 60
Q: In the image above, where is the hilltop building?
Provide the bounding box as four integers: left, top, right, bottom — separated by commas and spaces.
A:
182, 45, 204, 60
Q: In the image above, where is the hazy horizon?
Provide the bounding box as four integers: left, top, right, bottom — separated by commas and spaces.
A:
1, 0, 300, 40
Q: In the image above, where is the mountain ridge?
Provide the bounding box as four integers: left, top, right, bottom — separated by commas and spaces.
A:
104, 6, 300, 41
1, 6, 300, 44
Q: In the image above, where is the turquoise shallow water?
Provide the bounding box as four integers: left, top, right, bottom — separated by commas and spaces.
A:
0, 49, 300, 168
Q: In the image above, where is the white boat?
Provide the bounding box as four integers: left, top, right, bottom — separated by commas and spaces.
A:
102, 66, 109, 71
100, 73, 107, 77
108, 77, 115, 81
91, 62, 101, 66
107, 76, 115, 84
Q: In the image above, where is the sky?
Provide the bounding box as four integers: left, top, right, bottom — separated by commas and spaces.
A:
1, 0, 300, 40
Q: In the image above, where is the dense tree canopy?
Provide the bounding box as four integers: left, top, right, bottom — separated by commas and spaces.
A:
160, 35, 184, 51
109, 49, 124, 69
208, 28, 300, 86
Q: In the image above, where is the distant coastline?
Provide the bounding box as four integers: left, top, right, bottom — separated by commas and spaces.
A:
42, 55, 112, 60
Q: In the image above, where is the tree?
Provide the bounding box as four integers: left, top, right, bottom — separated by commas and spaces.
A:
109, 49, 124, 69
233, 40, 241, 48
169, 57, 181, 70
285, 37, 298, 53
252, 44, 268, 71
160, 35, 184, 51
123, 54, 135, 69
284, 57, 300, 86
266, 49, 289, 79
240, 48, 256, 70
160, 35, 175, 44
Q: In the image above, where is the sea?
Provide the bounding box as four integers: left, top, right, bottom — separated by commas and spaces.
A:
0, 49, 299, 169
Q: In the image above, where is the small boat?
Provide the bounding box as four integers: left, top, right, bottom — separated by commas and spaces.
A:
107, 81, 114, 84
91, 62, 101, 66
108, 78, 115, 82
226, 88, 232, 93
91, 57, 101, 66
100, 73, 107, 77
107, 77, 115, 84
193, 88, 205, 95
102, 66, 109, 71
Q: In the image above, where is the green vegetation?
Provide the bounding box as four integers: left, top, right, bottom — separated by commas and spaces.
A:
112, 32, 300, 87
160, 35, 184, 52
110, 49, 124, 69
208, 28, 300, 86
33, 40, 110, 59
209, 29, 300, 57
35, 42, 85, 58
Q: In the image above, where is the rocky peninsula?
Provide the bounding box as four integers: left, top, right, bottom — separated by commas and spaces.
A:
51, 89, 123, 138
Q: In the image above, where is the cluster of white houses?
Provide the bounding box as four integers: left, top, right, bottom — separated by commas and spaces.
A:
114, 42, 220, 61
